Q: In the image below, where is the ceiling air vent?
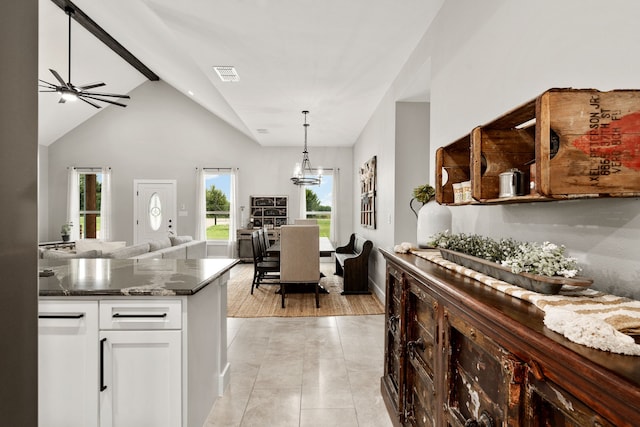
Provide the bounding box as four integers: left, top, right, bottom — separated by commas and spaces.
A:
213, 66, 240, 82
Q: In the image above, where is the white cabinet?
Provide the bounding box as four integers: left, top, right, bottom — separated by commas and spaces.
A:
39, 300, 182, 427
38, 301, 99, 427
99, 330, 181, 427
98, 300, 182, 427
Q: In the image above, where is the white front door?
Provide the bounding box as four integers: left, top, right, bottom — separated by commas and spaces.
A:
134, 180, 177, 244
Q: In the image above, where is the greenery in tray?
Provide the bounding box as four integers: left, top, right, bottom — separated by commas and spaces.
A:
429, 232, 580, 278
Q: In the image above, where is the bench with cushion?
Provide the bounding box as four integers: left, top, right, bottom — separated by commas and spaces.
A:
334, 233, 373, 295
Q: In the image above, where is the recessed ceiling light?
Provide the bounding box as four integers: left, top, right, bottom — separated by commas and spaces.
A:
213, 66, 240, 82
188, 90, 194, 96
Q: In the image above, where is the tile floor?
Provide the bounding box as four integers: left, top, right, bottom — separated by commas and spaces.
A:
204, 314, 393, 427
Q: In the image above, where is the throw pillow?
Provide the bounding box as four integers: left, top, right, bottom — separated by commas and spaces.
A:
148, 237, 172, 252
170, 235, 193, 246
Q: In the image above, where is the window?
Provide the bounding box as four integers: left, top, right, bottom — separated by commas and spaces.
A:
305, 174, 332, 238
204, 172, 232, 241
79, 171, 102, 238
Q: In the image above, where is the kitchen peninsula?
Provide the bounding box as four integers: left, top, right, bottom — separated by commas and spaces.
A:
38, 257, 238, 427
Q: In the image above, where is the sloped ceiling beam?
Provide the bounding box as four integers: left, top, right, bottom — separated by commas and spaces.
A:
50, 0, 159, 81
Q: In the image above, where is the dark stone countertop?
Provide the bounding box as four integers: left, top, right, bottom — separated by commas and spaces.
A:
39, 258, 238, 297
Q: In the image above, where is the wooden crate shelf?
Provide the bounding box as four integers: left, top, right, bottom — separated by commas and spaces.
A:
436, 88, 640, 205
435, 134, 473, 205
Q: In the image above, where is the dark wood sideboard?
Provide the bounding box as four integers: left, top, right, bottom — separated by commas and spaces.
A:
380, 248, 640, 426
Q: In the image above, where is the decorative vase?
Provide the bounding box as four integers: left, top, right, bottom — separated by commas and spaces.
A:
61, 234, 70, 242
416, 202, 451, 248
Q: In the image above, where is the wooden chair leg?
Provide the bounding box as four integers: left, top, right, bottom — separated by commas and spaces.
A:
281, 283, 286, 308
251, 270, 258, 294
315, 283, 319, 308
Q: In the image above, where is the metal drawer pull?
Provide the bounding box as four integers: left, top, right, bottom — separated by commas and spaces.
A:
38, 313, 84, 319
112, 313, 168, 318
100, 338, 107, 392
406, 337, 425, 358
464, 411, 495, 427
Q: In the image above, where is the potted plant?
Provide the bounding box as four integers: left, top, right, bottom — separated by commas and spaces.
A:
60, 222, 72, 242
412, 184, 451, 248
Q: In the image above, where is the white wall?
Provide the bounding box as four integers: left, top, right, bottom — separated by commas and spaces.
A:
43, 80, 353, 251
395, 102, 430, 244
355, 0, 640, 299
38, 144, 49, 241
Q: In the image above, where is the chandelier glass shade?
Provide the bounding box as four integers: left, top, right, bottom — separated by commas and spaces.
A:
291, 110, 322, 186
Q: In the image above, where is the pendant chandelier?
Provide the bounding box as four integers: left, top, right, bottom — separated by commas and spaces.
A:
291, 110, 322, 186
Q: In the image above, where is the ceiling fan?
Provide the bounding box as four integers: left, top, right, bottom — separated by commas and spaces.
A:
38, 6, 130, 108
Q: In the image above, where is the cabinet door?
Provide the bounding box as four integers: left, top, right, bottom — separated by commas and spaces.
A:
99, 330, 181, 427
525, 371, 615, 427
382, 264, 405, 420
39, 301, 99, 427
405, 278, 438, 427
443, 310, 525, 426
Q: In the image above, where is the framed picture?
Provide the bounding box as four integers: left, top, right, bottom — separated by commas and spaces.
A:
360, 155, 376, 228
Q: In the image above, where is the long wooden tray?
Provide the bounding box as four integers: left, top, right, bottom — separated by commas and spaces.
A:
438, 248, 593, 295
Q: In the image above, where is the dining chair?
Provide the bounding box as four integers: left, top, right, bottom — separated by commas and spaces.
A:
279, 225, 321, 308
250, 230, 280, 295
259, 227, 278, 261
293, 219, 318, 225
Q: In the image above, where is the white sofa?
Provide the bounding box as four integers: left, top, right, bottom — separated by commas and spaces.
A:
40, 236, 206, 260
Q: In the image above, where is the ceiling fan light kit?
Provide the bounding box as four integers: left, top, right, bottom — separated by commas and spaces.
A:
38, 6, 130, 108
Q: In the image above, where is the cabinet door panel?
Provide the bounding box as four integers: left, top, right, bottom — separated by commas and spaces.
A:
382, 265, 405, 419
444, 311, 525, 426
100, 330, 181, 427
526, 372, 616, 427
39, 301, 99, 427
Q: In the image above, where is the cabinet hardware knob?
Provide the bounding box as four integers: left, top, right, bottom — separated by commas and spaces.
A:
464, 411, 495, 427
406, 337, 425, 357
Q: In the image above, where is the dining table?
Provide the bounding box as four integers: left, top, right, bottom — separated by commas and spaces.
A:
266, 236, 335, 294
266, 236, 335, 257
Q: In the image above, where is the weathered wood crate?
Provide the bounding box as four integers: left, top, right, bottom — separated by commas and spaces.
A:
436, 134, 471, 205
536, 88, 640, 197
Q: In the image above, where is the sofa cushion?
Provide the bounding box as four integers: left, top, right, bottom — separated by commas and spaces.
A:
105, 243, 150, 259
75, 239, 126, 254
170, 235, 193, 246
42, 249, 101, 259
148, 237, 172, 252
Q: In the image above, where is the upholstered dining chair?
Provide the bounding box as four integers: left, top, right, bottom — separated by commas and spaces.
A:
293, 219, 318, 225
279, 225, 321, 308
250, 230, 279, 295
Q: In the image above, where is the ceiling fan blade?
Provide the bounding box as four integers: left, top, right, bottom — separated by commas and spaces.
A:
79, 97, 102, 109
39, 89, 59, 93
38, 79, 58, 88
82, 94, 127, 108
77, 82, 106, 90
84, 91, 130, 99
49, 69, 68, 87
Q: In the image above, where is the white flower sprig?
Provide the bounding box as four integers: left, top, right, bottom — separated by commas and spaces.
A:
429, 232, 581, 278
501, 241, 579, 278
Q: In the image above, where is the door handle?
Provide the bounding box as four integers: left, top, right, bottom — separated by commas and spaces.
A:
38, 313, 85, 319
112, 313, 168, 318
100, 338, 107, 392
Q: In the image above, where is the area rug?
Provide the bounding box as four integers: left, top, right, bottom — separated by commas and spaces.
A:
227, 262, 385, 318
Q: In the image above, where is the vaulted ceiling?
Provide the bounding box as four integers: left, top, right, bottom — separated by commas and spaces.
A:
38, 0, 442, 147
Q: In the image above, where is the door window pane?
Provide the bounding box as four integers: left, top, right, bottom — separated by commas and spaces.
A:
149, 192, 162, 231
